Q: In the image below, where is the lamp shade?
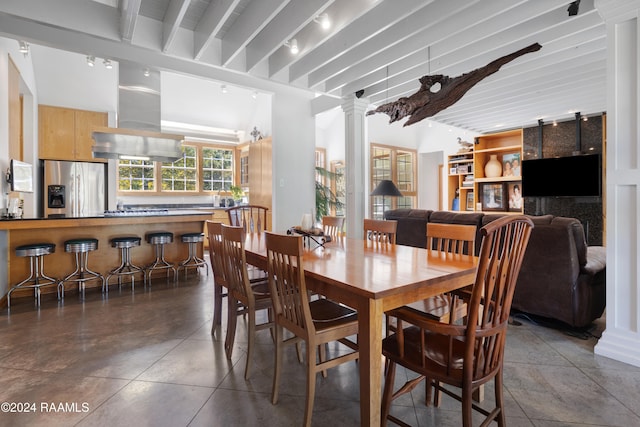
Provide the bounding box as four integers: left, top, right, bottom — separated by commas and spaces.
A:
370, 180, 403, 197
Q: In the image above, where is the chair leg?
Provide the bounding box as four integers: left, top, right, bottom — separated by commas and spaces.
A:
304, 341, 317, 427
462, 382, 474, 427
244, 307, 256, 380
225, 296, 238, 359
319, 344, 328, 378
211, 282, 223, 334
271, 325, 283, 405
381, 360, 397, 426
495, 369, 506, 427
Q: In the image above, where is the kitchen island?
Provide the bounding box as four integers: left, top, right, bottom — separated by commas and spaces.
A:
0, 211, 214, 305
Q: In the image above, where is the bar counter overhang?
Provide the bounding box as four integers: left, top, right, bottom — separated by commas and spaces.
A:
0, 210, 213, 303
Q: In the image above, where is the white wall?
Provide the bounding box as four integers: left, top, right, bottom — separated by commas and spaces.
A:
272, 88, 316, 232
0, 36, 39, 298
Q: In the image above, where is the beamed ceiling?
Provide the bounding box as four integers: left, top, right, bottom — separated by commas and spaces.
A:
0, 0, 606, 133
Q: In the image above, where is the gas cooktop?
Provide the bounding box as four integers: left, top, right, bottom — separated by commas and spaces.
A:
103, 209, 169, 217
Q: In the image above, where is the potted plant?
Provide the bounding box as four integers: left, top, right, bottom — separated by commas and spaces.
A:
229, 185, 244, 204
315, 166, 344, 223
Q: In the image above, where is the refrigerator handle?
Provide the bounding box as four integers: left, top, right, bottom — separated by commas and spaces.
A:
76, 173, 82, 216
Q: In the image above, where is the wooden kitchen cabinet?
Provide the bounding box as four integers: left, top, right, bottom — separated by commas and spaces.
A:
39, 105, 108, 162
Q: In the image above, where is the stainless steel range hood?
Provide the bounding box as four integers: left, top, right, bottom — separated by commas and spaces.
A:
92, 61, 184, 162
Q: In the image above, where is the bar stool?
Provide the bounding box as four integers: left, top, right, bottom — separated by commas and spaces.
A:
58, 238, 106, 301
7, 243, 58, 308
144, 231, 177, 284
105, 236, 143, 292
177, 232, 208, 278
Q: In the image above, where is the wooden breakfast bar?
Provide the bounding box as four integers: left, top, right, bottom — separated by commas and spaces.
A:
0, 211, 212, 305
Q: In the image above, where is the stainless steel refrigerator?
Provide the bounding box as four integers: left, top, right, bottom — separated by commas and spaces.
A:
43, 160, 107, 218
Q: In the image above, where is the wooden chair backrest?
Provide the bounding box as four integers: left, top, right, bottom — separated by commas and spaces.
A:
221, 224, 253, 306
426, 223, 476, 258
265, 232, 314, 339
464, 215, 533, 378
322, 216, 345, 239
363, 219, 397, 244
206, 220, 226, 286
226, 205, 269, 233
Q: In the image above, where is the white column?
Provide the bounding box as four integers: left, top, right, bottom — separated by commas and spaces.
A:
342, 97, 369, 239
595, 0, 640, 367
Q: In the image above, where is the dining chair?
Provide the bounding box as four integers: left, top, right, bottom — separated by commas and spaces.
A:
322, 216, 345, 240
221, 224, 274, 380
381, 215, 534, 427
363, 218, 397, 244
226, 205, 269, 233
206, 221, 227, 333
265, 231, 359, 427
226, 204, 269, 281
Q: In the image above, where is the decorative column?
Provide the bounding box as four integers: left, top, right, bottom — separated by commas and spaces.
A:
341, 96, 369, 239
594, 0, 640, 367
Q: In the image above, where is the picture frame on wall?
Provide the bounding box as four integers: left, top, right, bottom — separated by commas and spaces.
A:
466, 191, 474, 211
507, 182, 523, 212
480, 183, 505, 211
502, 152, 521, 177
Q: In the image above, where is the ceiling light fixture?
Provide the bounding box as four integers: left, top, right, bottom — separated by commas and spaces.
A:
221, 85, 228, 94
103, 58, 113, 69
18, 40, 29, 55
143, 68, 150, 77
252, 91, 258, 99
314, 13, 330, 30
87, 55, 95, 67
285, 39, 299, 55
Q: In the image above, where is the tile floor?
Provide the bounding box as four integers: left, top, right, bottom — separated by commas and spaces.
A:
1, 266, 639, 427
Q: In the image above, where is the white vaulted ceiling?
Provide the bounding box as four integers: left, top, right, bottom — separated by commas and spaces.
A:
0, 0, 606, 133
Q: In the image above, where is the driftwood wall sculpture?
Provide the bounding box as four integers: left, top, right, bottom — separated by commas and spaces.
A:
366, 43, 542, 126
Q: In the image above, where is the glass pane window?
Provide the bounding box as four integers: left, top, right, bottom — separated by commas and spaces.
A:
161, 145, 197, 191
370, 144, 417, 219
118, 159, 155, 191
202, 147, 234, 191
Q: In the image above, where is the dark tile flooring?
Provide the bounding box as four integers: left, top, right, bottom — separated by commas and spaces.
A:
1, 265, 639, 426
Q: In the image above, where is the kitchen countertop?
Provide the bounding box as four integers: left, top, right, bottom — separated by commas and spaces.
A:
0, 210, 213, 230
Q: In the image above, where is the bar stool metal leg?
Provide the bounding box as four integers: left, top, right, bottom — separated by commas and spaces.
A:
7, 243, 58, 309
177, 232, 208, 279
58, 238, 105, 301
105, 236, 143, 293
144, 232, 177, 285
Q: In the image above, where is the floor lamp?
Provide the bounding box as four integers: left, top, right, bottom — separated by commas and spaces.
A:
370, 179, 403, 219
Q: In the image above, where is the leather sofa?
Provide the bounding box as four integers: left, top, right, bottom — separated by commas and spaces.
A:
384, 209, 606, 328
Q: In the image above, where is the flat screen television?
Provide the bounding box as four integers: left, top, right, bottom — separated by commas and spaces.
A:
522, 154, 601, 197
9, 159, 34, 193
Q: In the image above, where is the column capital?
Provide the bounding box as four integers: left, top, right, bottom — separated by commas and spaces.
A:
596, 0, 640, 22
341, 96, 370, 114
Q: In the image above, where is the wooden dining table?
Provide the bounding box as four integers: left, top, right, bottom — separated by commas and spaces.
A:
243, 233, 477, 427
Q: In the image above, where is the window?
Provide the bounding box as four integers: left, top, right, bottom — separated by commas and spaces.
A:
331, 160, 345, 217
202, 147, 234, 191
161, 145, 197, 191
370, 144, 417, 219
117, 143, 235, 194
118, 159, 155, 191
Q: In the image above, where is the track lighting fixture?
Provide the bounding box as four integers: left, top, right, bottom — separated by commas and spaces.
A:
143, 68, 150, 77
221, 85, 228, 94
252, 91, 258, 99
314, 13, 330, 30
567, 0, 580, 16
103, 58, 113, 69
86, 55, 95, 67
18, 40, 29, 55
284, 39, 299, 55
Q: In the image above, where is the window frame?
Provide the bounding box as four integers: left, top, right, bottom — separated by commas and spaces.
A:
369, 143, 417, 219
116, 141, 237, 196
